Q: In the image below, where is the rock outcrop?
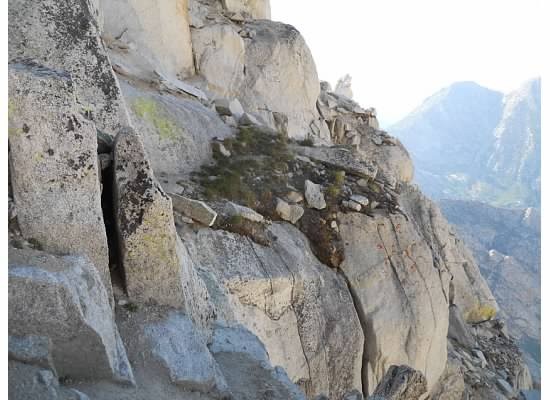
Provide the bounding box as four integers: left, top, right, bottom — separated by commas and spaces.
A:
9, 0, 130, 136
8, 63, 112, 301
8, 248, 134, 384
182, 223, 365, 399
8, 1, 532, 399
101, 0, 195, 81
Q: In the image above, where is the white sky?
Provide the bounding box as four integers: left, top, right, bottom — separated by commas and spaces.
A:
271, 0, 542, 127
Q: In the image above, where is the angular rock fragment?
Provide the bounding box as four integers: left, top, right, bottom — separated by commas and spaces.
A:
225, 201, 265, 223
368, 365, 427, 400
142, 313, 229, 397
8, 63, 111, 301
305, 180, 327, 210
342, 200, 362, 212
275, 198, 304, 224
350, 194, 369, 207
8, 248, 134, 384
295, 146, 378, 179
169, 194, 217, 226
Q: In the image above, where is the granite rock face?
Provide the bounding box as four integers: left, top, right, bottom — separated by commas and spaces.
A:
8, 63, 111, 301
339, 212, 449, 394
8, 248, 134, 384
182, 223, 364, 399
9, 0, 130, 136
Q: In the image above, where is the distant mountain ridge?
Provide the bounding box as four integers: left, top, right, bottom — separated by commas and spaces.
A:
391, 78, 541, 208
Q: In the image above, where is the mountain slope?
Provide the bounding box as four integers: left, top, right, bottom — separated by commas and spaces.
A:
391, 79, 541, 208
440, 200, 541, 382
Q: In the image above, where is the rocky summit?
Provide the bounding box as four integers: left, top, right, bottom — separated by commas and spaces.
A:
7, 1, 533, 399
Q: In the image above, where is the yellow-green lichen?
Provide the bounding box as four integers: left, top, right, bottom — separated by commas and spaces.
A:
132, 98, 178, 141
466, 304, 497, 322
8, 127, 23, 138
8, 99, 16, 117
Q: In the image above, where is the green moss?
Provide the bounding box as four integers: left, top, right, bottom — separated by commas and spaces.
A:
132, 98, 178, 141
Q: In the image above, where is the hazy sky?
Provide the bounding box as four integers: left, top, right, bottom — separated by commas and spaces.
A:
271, 0, 542, 127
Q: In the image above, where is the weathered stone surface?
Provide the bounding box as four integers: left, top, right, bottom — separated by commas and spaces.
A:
357, 134, 414, 184
142, 312, 229, 397
182, 223, 364, 399
398, 185, 498, 323
304, 180, 327, 210
9, 0, 130, 136
222, 0, 271, 19
275, 198, 304, 224
8, 63, 111, 300
209, 323, 305, 400
448, 305, 476, 348
238, 20, 321, 139
113, 127, 215, 327
368, 365, 427, 400
430, 356, 465, 400
9, 335, 55, 374
339, 212, 449, 394
114, 127, 183, 306
192, 23, 246, 98
120, 80, 232, 177
8, 248, 134, 384
9, 361, 91, 400
224, 201, 265, 222
169, 194, 217, 226
295, 145, 378, 179
100, 0, 195, 80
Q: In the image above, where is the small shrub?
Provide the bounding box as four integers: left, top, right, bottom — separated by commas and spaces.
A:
298, 138, 314, 147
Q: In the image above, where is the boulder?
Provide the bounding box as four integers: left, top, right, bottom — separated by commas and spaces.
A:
350, 194, 370, 207
141, 312, 229, 397
192, 23, 246, 98
238, 20, 321, 139
224, 201, 265, 222
8, 63, 111, 301
113, 126, 215, 328
209, 323, 305, 400
222, 0, 271, 19
100, 0, 195, 80
8, 248, 134, 384
8, 0, 130, 136
183, 223, 364, 399
295, 145, 378, 179
169, 194, 217, 226
275, 198, 304, 224
305, 180, 327, 210
120, 80, 232, 177
368, 365, 427, 400
339, 212, 449, 394
342, 200, 362, 212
